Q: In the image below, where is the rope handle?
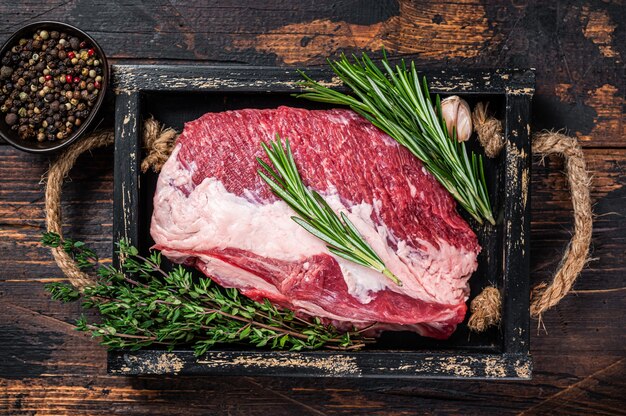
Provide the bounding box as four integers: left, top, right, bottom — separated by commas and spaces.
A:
468, 105, 593, 329
45, 131, 114, 289
44, 120, 174, 289
45, 115, 593, 329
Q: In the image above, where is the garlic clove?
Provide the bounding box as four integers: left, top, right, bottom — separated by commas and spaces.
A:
441, 95, 473, 142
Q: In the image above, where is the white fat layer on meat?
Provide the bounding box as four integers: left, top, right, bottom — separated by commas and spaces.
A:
290, 300, 370, 323
159, 249, 285, 298
197, 255, 283, 296
151, 145, 476, 306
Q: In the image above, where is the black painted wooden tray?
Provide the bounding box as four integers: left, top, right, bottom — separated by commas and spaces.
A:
109, 64, 534, 379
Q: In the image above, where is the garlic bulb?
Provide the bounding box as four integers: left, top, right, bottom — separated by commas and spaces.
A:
440, 96, 472, 142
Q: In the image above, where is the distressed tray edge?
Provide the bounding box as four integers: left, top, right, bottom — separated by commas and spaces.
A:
108, 350, 532, 380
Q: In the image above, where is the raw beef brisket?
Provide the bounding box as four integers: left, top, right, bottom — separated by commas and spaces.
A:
151, 106, 480, 339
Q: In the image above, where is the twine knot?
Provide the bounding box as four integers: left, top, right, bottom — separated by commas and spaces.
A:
141, 118, 179, 173
472, 102, 504, 158
467, 286, 502, 332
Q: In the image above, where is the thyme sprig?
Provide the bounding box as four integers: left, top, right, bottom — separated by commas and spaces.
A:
257, 136, 402, 286
298, 51, 495, 225
43, 232, 373, 355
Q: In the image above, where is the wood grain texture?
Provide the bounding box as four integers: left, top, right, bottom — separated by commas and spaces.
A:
0, 0, 625, 414
0, 0, 622, 147
1, 145, 625, 413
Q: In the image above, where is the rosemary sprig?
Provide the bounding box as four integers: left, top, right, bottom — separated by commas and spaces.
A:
257, 136, 402, 286
42, 232, 373, 354
298, 51, 495, 225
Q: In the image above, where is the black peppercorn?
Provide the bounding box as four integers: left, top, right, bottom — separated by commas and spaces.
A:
18, 124, 31, 139
0, 66, 13, 79
69, 37, 80, 50
5, 112, 17, 125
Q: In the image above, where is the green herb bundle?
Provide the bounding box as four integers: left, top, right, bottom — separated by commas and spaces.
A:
257, 135, 401, 286
298, 51, 495, 225
43, 232, 372, 355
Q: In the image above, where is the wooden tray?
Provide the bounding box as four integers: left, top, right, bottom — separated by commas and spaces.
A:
109, 64, 534, 379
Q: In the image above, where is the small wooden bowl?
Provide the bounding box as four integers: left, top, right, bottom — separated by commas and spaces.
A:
0, 21, 108, 154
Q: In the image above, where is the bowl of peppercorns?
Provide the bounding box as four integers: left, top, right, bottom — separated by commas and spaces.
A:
0, 21, 108, 153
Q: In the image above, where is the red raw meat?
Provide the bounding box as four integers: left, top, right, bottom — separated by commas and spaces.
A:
151, 106, 480, 339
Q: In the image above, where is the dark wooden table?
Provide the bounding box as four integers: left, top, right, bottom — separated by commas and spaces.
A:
1, 1, 624, 414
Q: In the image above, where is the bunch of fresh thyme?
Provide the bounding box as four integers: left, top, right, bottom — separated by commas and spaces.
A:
42, 232, 372, 355
298, 51, 495, 225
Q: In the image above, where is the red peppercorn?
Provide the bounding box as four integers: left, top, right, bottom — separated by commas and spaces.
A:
73, 76, 80, 83
94, 81, 101, 89
67, 51, 75, 59
80, 41, 86, 48
45, 74, 52, 81
87, 49, 95, 57
65, 74, 73, 83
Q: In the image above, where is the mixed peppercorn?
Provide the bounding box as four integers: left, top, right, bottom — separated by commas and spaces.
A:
0, 29, 103, 142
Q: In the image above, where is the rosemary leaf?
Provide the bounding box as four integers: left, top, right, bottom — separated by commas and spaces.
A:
298, 51, 495, 225
257, 135, 402, 286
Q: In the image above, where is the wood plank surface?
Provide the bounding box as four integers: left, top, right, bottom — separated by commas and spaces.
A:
0, 0, 623, 147
0, 0, 624, 414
